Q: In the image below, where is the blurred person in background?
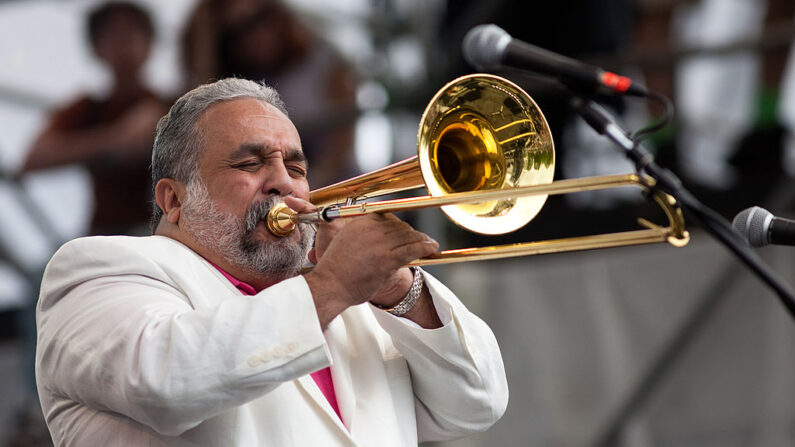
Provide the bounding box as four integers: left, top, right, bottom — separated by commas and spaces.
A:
181, 0, 358, 188
18, 1, 167, 236
673, 0, 766, 191
5, 3, 165, 445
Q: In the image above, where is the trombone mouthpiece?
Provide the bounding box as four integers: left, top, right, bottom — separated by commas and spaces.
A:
266, 202, 297, 237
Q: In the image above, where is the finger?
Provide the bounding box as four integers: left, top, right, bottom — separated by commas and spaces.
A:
389, 230, 437, 251
283, 196, 316, 214
389, 237, 439, 263
371, 214, 426, 238
356, 214, 410, 235
316, 217, 346, 236
379, 213, 402, 222
359, 212, 404, 225
383, 223, 415, 237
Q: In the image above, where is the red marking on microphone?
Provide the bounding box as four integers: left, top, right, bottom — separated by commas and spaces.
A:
601, 72, 632, 93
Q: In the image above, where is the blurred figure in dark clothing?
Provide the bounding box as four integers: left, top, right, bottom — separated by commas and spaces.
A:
181, 0, 358, 188
440, 0, 634, 178
441, 0, 633, 135
19, 1, 167, 236
439, 0, 639, 242
9, 4, 167, 446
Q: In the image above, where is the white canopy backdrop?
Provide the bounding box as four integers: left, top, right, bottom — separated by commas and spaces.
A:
0, 0, 416, 308
0, 0, 194, 308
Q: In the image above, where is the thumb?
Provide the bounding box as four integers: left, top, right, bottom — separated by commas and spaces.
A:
283, 196, 316, 214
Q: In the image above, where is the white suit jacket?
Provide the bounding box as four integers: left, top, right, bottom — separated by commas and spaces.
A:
35, 236, 508, 446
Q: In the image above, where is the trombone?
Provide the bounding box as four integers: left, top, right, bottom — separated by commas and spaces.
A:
267, 74, 689, 265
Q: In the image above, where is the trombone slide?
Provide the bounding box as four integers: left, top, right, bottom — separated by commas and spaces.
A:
268, 174, 690, 265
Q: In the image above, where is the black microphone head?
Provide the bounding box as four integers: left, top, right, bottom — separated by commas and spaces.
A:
462, 24, 511, 70
732, 206, 773, 247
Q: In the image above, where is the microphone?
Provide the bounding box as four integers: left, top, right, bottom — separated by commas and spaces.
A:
732, 206, 795, 247
462, 24, 648, 97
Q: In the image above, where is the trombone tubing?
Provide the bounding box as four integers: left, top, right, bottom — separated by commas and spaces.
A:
300, 174, 649, 223
273, 173, 689, 265
409, 227, 682, 266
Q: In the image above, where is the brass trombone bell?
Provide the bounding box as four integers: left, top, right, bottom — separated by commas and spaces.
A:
307, 74, 555, 235
265, 74, 690, 264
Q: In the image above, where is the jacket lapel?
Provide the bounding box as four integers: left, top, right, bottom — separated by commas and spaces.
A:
293, 316, 355, 438
325, 316, 357, 431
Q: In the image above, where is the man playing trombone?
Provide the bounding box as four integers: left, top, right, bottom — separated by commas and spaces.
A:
34, 78, 508, 446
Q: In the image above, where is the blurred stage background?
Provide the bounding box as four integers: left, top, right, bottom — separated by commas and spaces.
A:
1, 0, 795, 446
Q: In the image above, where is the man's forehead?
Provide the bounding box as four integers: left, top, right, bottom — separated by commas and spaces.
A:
201, 97, 288, 126
200, 98, 299, 143
197, 98, 304, 164
238, 113, 287, 129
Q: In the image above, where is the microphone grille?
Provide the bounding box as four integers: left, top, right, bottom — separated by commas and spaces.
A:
462, 24, 511, 70
732, 206, 772, 247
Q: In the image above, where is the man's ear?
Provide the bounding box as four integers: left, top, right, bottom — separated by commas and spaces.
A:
155, 178, 187, 224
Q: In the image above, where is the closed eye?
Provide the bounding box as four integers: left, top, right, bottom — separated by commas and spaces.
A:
231, 160, 262, 171
287, 165, 307, 177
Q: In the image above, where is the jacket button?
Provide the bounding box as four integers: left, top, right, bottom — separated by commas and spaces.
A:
247, 355, 260, 367
259, 350, 273, 362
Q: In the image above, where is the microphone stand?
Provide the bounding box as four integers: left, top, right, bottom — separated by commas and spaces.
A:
569, 95, 795, 320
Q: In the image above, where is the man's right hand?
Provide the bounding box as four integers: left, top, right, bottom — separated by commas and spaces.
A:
303, 212, 438, 328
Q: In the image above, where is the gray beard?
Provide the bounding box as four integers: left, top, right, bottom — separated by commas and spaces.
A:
181, 178, 315, 281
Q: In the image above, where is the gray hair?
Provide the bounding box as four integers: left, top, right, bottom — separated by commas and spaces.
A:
150, 78, 288, 231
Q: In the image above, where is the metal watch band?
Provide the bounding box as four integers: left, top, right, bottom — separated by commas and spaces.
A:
374, 267, 424, 316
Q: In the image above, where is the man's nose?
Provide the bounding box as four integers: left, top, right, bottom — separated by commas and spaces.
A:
262, 162, 294, 196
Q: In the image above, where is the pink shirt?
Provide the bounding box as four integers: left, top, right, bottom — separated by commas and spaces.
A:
210, 263, 342, 422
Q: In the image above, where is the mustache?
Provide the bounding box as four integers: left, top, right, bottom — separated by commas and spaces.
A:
244, 196, 283, 232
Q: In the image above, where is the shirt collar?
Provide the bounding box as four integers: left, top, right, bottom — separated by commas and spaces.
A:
208, 261, 259, 295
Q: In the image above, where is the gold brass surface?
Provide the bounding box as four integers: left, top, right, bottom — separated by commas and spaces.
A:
307, 74, 554, 234
266, 202, 297, 237
405, 174, 689, 266
311, 173, 689, 265
265, 74, 690, 265
417, 74, 554, 234
309, 156, 423, 207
